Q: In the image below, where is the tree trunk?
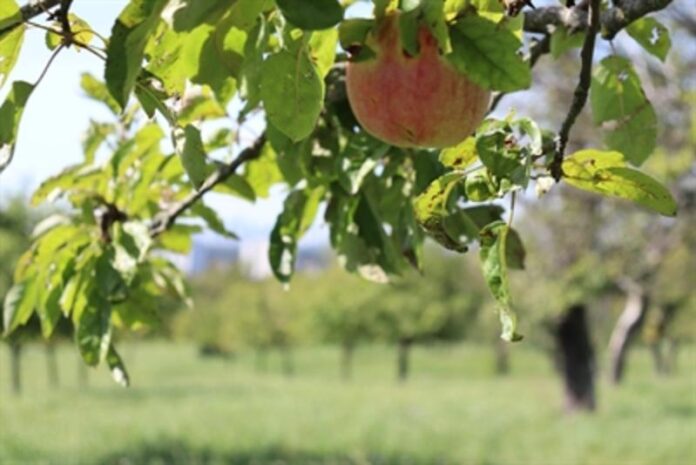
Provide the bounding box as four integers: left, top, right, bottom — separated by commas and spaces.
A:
397, 339, 412, 382
649, 303, 678, 376
494, 339, 510, 375
10, 343, 22, 395
341, 342, 354, 381
556, 304, 596, 412
608, 283, 649, 384
46, 344, 60, 388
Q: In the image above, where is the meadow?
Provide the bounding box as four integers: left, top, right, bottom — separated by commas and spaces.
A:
1, 342, 694, 465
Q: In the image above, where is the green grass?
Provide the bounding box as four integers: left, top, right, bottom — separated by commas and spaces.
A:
1, 342, 694, 465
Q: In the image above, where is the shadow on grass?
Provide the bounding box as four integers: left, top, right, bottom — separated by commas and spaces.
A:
96, 441, 456, 465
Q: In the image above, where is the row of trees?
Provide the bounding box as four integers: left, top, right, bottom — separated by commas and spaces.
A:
171, 254, 486, 381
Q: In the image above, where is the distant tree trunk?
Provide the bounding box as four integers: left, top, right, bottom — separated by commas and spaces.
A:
608, 283, 649, 384
341, 342, 354, 381
494, 339, 510, 375
555, 304, 596, 412
649, 303, 678, 376
397, 338, 412, 382
46, 343, 60, 388
10, 343, 22, 395
78, 358, 89, 388
281, 346, 294, 377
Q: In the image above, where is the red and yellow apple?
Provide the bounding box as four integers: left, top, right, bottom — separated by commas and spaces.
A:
346, 15, 490, 149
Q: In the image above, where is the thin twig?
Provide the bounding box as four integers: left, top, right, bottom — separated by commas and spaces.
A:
148, 134, 267, 237
34, 44, 64, 87
550, 0, 601, 181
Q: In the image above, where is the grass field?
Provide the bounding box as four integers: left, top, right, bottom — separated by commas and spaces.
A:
1, 342, 694, 465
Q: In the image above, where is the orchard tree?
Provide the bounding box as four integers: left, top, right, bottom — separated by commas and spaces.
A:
0, 0, 683, 386
309, 268, 382, 380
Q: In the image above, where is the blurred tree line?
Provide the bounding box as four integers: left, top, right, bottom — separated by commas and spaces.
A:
170, 253, 486, 382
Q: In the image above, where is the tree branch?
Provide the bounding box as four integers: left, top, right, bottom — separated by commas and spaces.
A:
524, 0, 673, 39
148, 134, 267, 238
550, 0, 601, 181
0, 0, 62, 35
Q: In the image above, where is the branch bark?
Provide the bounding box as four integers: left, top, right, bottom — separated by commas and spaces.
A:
524, 0, 673, 39
0, 0, 61, 36
148, 134, 267, 237
550, 0, 601, 180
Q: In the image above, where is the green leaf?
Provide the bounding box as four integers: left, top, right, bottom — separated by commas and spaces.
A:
626, 17, 671, 62
105, 0, 168, 109
505, 227, 525, 270
106, 344, 130, 387
464, 171, 496, 201
81, 73, 122, 114
413, 173, 468, 252
603, 103, 657, 167
550, 26, 584, 58
276, 0, 343, 31
479, 221, 522, 342
3, 279, 37, 334
0, 0, 21, 30
178, 90, 227, 126
338, 18, 374, 50
309, 28, 338, 79
591, 56, 646, 123
174, 125, 208, 189
0, 0, 24, 90
82, 121, 113, 163
439, 137, 478, 170
191, 202, 238, 239
260, 47, 325, 141
0, 81, 34, 174
213, 174, 257, 202
448, 16, 530, 92
244, 142, 283, 197
158, 224, 201, 254
476, 129, 522, 178
269, 187, 324, 283
75, 293, 112, 366
563, 149, 677, 217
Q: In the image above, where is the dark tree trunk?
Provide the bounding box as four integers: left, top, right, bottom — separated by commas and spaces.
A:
341, 342, 354, 381
608, 284, 649, 384
649, 303, 678, 376
397, 339, 412, 382
555, 304, 596, 412
46, 344, 60, 388
10, 343, 22, 395
494, 339, 510, 375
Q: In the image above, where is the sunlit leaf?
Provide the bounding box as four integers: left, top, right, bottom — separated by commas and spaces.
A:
563, 149, 677, 216
479, 221, 522, 342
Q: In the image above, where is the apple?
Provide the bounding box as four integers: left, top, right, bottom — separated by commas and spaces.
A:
346, 14, 490, 149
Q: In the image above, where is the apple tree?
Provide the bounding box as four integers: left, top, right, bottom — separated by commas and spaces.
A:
0, 0, 681, 385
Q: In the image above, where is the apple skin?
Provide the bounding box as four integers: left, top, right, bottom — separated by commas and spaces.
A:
346, 15, 490, 149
